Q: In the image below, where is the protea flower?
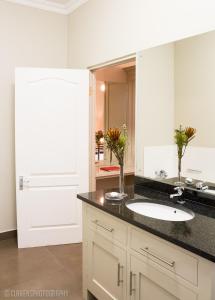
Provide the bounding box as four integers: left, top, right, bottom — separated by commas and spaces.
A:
104, 126, 127, 165
185, 127, 196, 141
95, 130, 104, 145
106, 128, 121, 142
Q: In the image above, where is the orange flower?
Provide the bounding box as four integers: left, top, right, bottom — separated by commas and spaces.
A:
106, 128, 121, 142
185, 127, 196, 139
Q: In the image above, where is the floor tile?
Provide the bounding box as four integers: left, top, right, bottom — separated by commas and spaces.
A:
0, 238, 83, 300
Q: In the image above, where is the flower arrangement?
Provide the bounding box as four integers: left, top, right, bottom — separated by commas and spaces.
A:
174, 125, 196, 184
104, 125, 127, 165
95, 130, 104, 146
95, 130, 104, 160
104, 125, 127, 195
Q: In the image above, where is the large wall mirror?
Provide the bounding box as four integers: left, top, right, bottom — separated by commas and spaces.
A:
135, 30, 215, 192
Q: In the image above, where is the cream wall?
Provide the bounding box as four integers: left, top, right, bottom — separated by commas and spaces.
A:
68, 0, 215, 68
136, 31, 215, 180
138, 43, 175, 147
175, 30, 215, 147
135, 43, 175, 176
0, 1, 68, 233
95, 81, 105, 131
67, 0, 215, 178
2, 0, 215, 232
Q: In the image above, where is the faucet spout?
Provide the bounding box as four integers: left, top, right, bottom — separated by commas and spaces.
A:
170, 186, 184, 199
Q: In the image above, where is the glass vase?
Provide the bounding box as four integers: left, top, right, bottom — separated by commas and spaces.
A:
104, 161, 127, 201
119, 163, 127, 197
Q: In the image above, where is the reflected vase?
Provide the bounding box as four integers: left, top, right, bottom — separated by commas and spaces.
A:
175, 156, 184, 186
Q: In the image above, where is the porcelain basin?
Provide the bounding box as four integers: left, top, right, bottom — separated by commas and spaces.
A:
126, 201, 194, 221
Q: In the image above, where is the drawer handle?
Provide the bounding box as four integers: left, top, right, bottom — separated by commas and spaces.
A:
117, 263, 123, 286
140, 247, 175, 267
129, 271, 136, 295
92, 220, 114, 233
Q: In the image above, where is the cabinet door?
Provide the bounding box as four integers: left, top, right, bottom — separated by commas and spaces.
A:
129, 255, 197, 300
87, 230, 126, 300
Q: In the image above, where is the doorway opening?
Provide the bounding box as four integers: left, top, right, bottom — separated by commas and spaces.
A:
91, 58, 136, 190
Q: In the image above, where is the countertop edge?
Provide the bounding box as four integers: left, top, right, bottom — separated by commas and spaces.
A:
78, 194, 215, 263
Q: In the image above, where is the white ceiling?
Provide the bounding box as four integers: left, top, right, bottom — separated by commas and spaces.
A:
5, 0, 88, 14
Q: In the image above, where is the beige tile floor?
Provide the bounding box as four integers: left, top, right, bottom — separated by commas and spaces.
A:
0, 238, 83, 300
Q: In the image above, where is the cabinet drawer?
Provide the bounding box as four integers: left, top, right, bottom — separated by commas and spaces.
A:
86, 205, 127, 245
130, 228, 198, 285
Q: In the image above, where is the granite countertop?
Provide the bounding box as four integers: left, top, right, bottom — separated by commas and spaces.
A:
77, 186, 215, 263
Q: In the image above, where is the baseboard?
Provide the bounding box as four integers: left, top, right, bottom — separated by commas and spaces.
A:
0, 230, 17, 241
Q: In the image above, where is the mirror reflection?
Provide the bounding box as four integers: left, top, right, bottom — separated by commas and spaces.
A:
136, 30, 215, 191
94, 61, 136, 190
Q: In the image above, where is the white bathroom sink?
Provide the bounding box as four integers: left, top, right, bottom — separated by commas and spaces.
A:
126, 201, 194, 221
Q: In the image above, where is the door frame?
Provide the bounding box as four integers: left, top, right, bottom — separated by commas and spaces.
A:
88, 54, 136, 191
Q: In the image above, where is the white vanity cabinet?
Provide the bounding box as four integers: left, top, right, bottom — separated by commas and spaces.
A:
82, 203, 215, 300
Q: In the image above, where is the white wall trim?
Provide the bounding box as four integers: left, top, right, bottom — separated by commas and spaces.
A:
4, 0, 88, 15
66, 0, 88, 14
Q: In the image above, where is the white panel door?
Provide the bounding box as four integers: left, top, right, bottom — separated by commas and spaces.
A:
15, 68, 89, 248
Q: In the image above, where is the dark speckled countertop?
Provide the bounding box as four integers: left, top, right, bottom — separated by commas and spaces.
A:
78, 185, 215, 263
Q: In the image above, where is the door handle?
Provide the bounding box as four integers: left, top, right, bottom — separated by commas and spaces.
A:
19, 176, 24, 191
117, 263, 123, 286
19, 176, 30, 190
130, 271, 136, 296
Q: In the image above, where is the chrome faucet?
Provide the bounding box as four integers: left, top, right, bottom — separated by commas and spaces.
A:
195, 181, 208, 190
170, 187, 185, 204
170, 187, 184, 199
